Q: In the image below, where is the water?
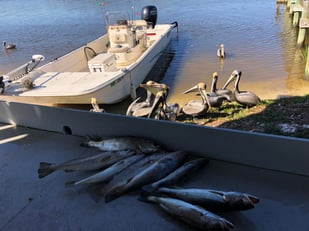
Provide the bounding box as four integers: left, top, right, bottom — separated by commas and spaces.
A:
1, 0, 309, 111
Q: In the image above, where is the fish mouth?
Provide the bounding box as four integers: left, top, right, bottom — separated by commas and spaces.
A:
247, 195, 260, 205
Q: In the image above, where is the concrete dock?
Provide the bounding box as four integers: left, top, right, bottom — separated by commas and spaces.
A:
0, 102, 309, 230
1, 124, 309, 230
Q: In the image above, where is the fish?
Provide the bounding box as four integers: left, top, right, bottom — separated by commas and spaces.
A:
142, 157, 209, 192
104, 151, 188, 202
154, 187, 259, 212
80, 136, 160, 153
65, 154, 145, 187
139, 194, 234, 230
38, 150, 135, 179
89, 152, 167, 200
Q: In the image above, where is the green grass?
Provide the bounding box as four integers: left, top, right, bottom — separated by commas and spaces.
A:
176, 95, 309, 139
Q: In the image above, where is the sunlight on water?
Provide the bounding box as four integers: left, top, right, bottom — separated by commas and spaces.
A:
1, 0, 309, 110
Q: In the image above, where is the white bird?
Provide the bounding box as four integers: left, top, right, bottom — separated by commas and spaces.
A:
217, 44, 225, 59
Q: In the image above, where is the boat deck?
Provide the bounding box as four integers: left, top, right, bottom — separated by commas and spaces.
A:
5, 71, 119, 96
0, 101, 309, 230
0, 127, 309, 229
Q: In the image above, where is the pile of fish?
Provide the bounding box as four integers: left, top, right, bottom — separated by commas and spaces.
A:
38, 136, 259, 231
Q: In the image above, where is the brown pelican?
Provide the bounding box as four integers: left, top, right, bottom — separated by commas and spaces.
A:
208, 72, 232, 107
140, 81, 179, 120
147, 90, 168, 119
140, 81, 169, 97
222, 70, 261, 107
3, 41, 16, 49
126, 80, 155, 116
182, 82, 211, 117
126, 81, 170, 118
90, 97, 104, 113
210, 72, 232, 97
217, 44, 225, 59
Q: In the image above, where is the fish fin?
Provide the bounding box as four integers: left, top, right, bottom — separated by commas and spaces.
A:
37, 162, 54, 179
208, 189, 225, 197
65, 181, 76, 187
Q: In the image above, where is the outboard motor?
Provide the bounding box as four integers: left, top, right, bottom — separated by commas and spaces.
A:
141, 5, 157, 28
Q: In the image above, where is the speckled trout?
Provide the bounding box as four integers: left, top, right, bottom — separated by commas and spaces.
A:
65, 154, 144, 186
104, 151, 187, 202
38, 150, 135, 178
155, 187, 260, 211
80, 136, 160, 153
142, 157, 209, 192
139, 194, 234, 231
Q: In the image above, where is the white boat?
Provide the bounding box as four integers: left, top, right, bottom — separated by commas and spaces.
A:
0, 6, 178, 105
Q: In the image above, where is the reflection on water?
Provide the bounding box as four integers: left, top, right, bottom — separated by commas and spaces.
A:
1, 0, 309, 113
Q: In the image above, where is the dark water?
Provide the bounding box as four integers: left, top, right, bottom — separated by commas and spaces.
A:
1, 0, 309, 112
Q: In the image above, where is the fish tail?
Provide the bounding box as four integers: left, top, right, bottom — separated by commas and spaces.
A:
38, 162, 55, 178
80, 141, 90, 147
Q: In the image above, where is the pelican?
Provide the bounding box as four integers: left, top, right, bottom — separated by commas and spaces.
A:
126, 81, 170, 118
222, 70, 261, 107
139, 81, 179, 120
210, 72, 232, 97
139, 81, 169, 97
126, 80, 155, 116
3, 41, 16, 49
147, 90, 168, 119
207, 72, 233, 107
90, 97, 104, 113
217, 44, 225, 59
182, 82, 211, 117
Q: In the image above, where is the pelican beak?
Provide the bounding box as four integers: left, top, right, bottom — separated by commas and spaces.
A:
200, 88, 211, 109
222, 71, 238, 89
147, 91, 166, 118
140, 83, 168, 96
183, 84, 199, 94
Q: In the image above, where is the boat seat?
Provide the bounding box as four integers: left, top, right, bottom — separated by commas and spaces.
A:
108, 46, 129, 53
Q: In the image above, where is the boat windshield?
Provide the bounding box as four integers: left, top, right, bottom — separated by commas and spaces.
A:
106, 11, 131, 27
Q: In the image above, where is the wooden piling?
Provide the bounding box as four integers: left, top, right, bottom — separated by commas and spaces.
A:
292, 0, 302, 27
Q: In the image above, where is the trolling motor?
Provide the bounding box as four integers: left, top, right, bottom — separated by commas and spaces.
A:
0, 54, 45, 93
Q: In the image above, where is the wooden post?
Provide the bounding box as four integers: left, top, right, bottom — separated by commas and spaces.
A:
297, 11, 309, 46
292, 0, 302, 26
